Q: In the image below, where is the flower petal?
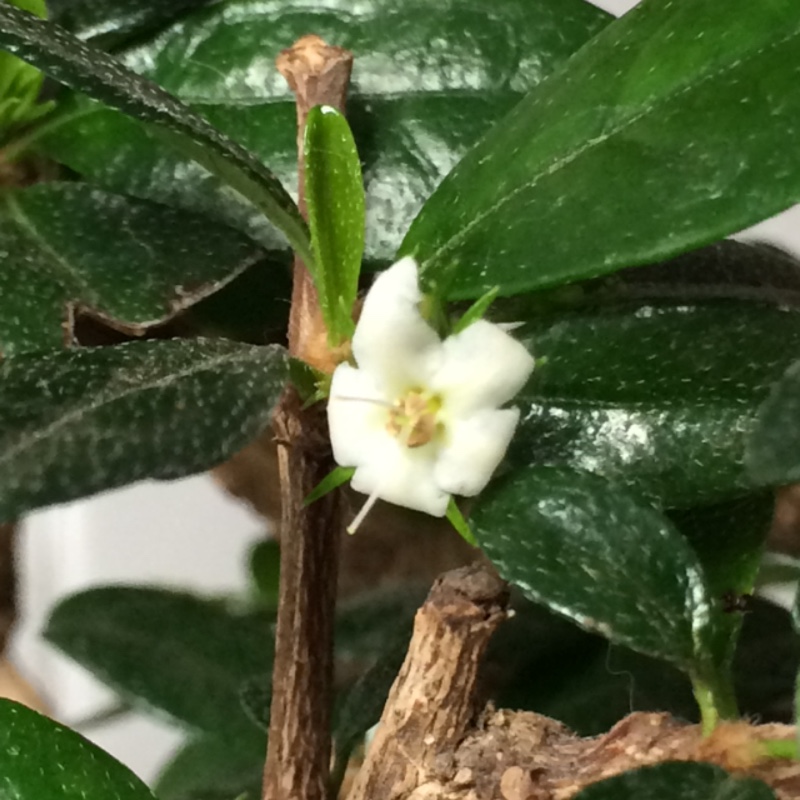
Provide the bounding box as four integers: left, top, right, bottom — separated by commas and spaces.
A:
351, 437, 450, 517
434, 408, 520, 496
431, 320, 534, 416
328, 364, 389, 468
352, 257, 441, 394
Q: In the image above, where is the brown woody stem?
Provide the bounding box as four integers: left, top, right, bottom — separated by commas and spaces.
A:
262, 36, 353, 800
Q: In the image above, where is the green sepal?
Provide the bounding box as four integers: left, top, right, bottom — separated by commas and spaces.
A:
304, 466, 355, 507
446, 498, 477, 546
452, 286, 499, 334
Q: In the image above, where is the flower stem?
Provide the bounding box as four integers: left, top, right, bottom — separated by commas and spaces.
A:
691, 668, 739, 736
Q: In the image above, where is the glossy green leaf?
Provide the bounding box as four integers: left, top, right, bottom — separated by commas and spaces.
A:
51, 0, 217, 49
0, 699, 157, 800
304, 105, 364, 344
746, 359, 800, 486
474, 467, 712, 671
45, 587, 274, 739
155, 734, 264, 800
403, 0, 800, 299
670, 494, 773, 672
572, 762, 775, 800
0, 2, 310, 262
37, 0, 610, 257
0, 338, 288, 519
509, 302, 800, 508
0, 183, 264, 356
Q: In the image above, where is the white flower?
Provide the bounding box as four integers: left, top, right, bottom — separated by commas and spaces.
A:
328, 257, 534, 531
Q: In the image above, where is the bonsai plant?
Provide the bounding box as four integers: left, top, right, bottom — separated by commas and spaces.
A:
1, 0, 800, 798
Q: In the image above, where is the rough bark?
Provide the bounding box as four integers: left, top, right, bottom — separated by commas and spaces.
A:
0, 523, 15, 656
347, 564, 511, 800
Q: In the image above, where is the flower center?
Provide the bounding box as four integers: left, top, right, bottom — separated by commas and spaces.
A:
386, 390, 442, 448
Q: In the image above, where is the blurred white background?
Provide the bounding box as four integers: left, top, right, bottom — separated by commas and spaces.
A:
7, 0, 800, 785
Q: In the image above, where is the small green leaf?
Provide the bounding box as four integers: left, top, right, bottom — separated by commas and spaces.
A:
746, 359, 800, 486
452, 286, 499, 334
0, 3, 311, 262
155, 734, 264, 800
445, 498, 476, 546
403, 0, 800, 299
572, 762, 775, 800
239, 674, 271, 732
0, 699, 157, 800
45, 587, 274, 739
305, 466, 355, 507
474, 467, 712, 672
305, 105, 365, 345
0, 183, 264, 356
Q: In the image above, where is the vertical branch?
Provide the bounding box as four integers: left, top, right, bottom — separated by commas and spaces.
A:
263, 36, 354, 800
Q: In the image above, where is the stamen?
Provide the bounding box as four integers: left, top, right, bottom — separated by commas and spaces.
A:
347, 485, 381, 535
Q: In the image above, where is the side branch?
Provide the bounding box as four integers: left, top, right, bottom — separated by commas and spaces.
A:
347, 564, 510, 800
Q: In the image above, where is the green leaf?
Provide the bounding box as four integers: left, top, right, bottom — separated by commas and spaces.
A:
248, 540, 280, 610
0, 338, 288, 519
0, 0, 49, 143
52, 0, 217, 49
746, 359, 800, 486
473, 467, 712, 672
0, 699, 157, 800
155, 734, 264, 800
0, 2, 310, 262
572, 762, 775, 800
670, 494, 773, 671
44, 587, 274, 739
0, 183, 264, 356
37, 0, 610, 257
304, 105, 364, 345
509, 302, 800, 508
402, 0, 800, 299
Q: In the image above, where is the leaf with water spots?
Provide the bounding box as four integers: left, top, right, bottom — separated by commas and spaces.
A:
0, 338, 287, 519
0, 182, 265, 356
0, 699, 157, 800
